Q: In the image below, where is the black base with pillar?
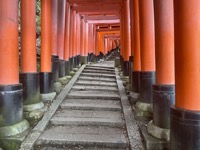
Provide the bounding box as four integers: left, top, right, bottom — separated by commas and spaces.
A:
73, 56, 77, 68
0, 84, 29, 137
40, 72, 54, 94
132, 71, 140, 93
170, 106, 200, 150
65, 60, 70, 76
69, 57, 74, 71
139, 71, 156, 104
77, 55, 80, 66
19, 73, 40, 105
129, 56, 134, 81
153, 84, 175, 128
51, 55, 59, 82
123, 61, 129, 76
58, 59, 65, 78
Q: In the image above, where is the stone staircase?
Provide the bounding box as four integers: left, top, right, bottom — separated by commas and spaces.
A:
34, 62, 130, 150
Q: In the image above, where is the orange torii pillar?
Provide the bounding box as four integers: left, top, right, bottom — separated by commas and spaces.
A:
40, 0, 55, 96
69, 8, 74, 70
171, 1, 200, 149
20, 0, 44, 119
76, 14, 81, 66
131, 0, 141, 93
57, 0, 66, 78
80, 17, 85, 63
122, 0, 131, 76
85, 22, 89, 63
0, 0, 29, 139
147, 0, 174, 141
72, 11, 77, 68
137, 0, 155, 112
64, 2, 71, 75
51, 0, 60, 82
88, 23, 94, 62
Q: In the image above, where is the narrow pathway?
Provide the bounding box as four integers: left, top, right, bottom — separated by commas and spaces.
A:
18, 59, 143, 150
35, 61, 129, 150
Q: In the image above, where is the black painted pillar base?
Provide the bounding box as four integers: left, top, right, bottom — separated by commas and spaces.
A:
139, 71, 156, 104
123, 61, 129, 76
77, 55, 80, 66
20, 73, 40, 105
120, 55, 123, 67
65, 60, 70, 76
73, 56, 77, 68
170, 107, 200, 150
40, 72, 53, 94
153, 84, 175, 128
51, 55, 59, 82
59, 59, 66, 78
129, 56, 134, 82
80, 56, 88, 65
132, 71, 140, 93
69, 57, 73, 71
0, 84, 29, 137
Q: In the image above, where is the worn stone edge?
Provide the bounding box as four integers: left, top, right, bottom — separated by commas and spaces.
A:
19, 65, 86, 150
115, 68, 145, 150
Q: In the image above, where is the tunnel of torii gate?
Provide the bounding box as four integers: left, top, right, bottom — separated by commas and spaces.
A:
0, 0, 200, 149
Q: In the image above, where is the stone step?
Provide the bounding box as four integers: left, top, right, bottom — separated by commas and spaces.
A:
35, 146, 128, 150
51, 109, 124, 127
67, 91, 120, 100
61, 99, 121, 111
36, 125, 128, 149
81, 73, 116, 78
86, 66, 114, 70
72, 85, 118, 92
83, 69, 115, 75
79, 76, 116, 82
75, 80, 117, 87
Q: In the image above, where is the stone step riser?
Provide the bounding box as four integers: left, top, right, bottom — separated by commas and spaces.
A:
50, 119, 124, 128
60, 105, 121, 111
66, 95, 120, 100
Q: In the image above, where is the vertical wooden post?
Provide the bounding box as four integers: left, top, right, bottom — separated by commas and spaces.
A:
20, 0, 44, 115
0, 0, 29, 138
147, 0, 174, 141
171, 0, 200, 149
137, 0, 155, 112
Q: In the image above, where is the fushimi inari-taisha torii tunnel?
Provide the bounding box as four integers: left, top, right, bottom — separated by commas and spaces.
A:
0, 0, 200, 150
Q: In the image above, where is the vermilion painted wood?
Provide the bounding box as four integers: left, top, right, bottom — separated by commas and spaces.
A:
132, 0, 141, 71
174, 0, 200, 110
0, 0, 19, 84
154, 0, 174, 84
64, 2, 70, 61
41, 0, 51, 72
139, 0, 155, 71
21, 0, 37, 72
51, 0, 58, 56
57, 0, 66, 60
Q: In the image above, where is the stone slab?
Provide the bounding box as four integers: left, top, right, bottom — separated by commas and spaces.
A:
51, 109, 123, 127
67, 91, 120, 100
139, 124, 169, 150
72, 85, 118, 92
115, 68, 145, 150
81, 73, 116, 78
36, 126, 128, 148
79, 76, 116, 82
61, 99, 121, 111
75, 80, 117, 87
83, 69, 115, 75
85, 66, 115, 72
36, 146, 128, 150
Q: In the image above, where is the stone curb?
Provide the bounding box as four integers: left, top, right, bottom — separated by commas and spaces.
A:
19, 65, 86, 150
115, 68, 145, 150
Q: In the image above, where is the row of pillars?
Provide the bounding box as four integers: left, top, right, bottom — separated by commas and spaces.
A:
120, 0, 200, 149
0, 0, 119, 139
